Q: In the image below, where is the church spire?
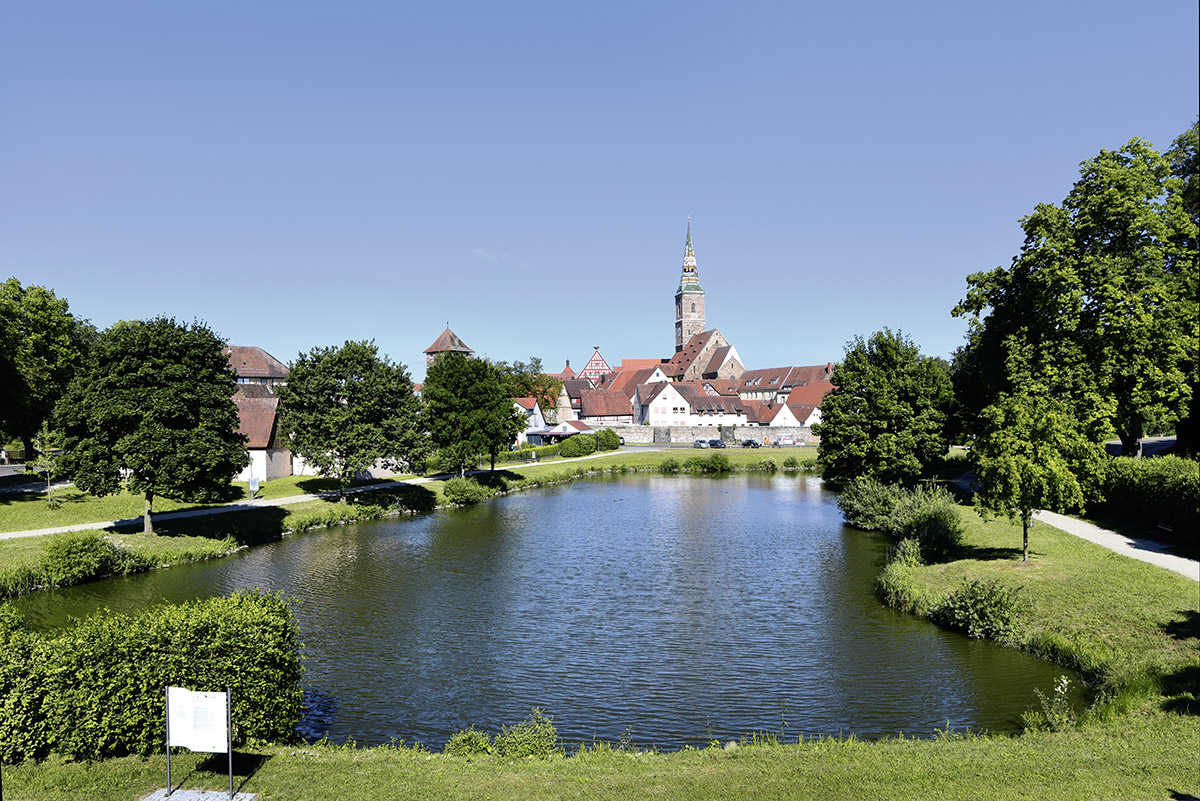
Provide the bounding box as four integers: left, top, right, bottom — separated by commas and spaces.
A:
679, 219, 702, 291
675, 219, 706, 351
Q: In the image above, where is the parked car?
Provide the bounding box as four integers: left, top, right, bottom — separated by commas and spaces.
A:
741, 439, 761, 448
693, 439, 710, 448
708, 439, 727, 448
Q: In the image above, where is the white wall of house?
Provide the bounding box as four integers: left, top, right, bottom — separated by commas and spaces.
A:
515, 401, 547, 446
237, 448, 293, 482
637, 384, 747, 427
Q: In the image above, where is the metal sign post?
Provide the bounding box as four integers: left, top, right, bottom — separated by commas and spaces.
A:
164, 686, 235, 799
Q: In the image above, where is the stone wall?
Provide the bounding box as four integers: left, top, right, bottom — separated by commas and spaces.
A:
599, 423, 816, 446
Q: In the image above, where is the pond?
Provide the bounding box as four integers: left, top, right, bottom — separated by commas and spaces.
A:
14, 474, 1075, 750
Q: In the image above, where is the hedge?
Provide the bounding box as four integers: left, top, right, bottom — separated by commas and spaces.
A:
1091, 455, 1199, 546
0, 589, 304, 763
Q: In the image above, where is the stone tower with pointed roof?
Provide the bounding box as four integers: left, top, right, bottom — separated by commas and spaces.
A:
674, 222, 706, 352
423, 328, 474, 369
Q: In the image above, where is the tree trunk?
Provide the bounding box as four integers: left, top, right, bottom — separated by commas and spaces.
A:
1022, 510, 1031, 562
144, 490, 154, 535
1174, 380, 1198, 457
21, 433, 34, 471
1118, 415, 1144, 457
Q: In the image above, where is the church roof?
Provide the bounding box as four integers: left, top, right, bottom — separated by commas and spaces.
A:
663, 329, 718, 377
550, 360, 576, 380
423, 328, 474, 355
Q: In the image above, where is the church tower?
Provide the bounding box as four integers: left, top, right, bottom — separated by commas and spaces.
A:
674, 221, 706, 352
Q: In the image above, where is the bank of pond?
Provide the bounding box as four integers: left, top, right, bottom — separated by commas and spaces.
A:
0, 465, 1196, 795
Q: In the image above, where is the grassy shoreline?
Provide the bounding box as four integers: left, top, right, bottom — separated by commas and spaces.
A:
2, 449, 1197, 800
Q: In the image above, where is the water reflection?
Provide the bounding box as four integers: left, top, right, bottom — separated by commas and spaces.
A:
13, 474, 1073, 749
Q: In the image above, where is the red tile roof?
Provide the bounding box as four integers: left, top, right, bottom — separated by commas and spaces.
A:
702, 379, 739, 396
785, 380, 833, 408
225, 346, 289, 381
232, 387, 280, 449
423, 328, 474, 355
619, 358, 664, 370
663, 330, 717, 377
703, 345, 733, 376
513, 397, 538, 411
579, 390, 634, 418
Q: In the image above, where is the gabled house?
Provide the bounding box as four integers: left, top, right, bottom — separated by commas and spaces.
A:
232, 385, 293, 481
737, 363, 834, 404
634, 381, 747, 427
555, 378, 594, 421
226, 346, 289, 387
513, 397, 547, 446
578, 389, 635, 424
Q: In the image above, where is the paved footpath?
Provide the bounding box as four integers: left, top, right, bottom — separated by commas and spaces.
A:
1033, 509, 1199, 582
0, 450, 627, 541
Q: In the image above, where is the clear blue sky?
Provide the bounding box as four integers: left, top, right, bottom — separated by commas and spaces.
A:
4, 1, 1197, 380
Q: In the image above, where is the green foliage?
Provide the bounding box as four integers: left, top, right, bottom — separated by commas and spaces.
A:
424, 354, 526, 473
54, 317, 248, 533
888, 485, 964, 562
276, 340, 425, 497
782, 456, 800, 470
497, 357, 562, 423
682, 454, 731, 473
1022, 676, 1078, 733
444, 725, 493, 756
1092, 455, 1199, 539
442, 477, 492, 506
288, 503, 386, 532
596, 428, 621, 451
932, 578, 1027, 642
953, 125, 1198, 455
888, 538, 924, 568
0, 590, 303, 763
875, 562, 930, 614
756, 458, 777, 472
38, 531, 144, 587
0, 279, 94, 453
495, 444, 559, 464
815, 329, 953, 485
493, 708, 559, 759
659, 457, 680, 474
838, 477, 906, 530
559, 434, 597, 458
972, 392, 1105, 561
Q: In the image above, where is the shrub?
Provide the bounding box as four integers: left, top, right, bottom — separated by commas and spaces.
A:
782, 456, 800, 470
442, 477, 492, 506
875, 561, 932, 614
932, 578, 1027, 642
889, 485, 964, 561
887, 537, 924, 567
444, 725, 493, 756
0, 590, 303, 763
39, 531, 121, 587
696, 453, 732, 473
756, 458, 778, 472
493, 707, 559, 759
559, 434, 597, 458
659, 457, 681, 474
596, 429, 621, 451
1022, 675, 1078, 732
1093, 455, 1199, 547
838, 477, 905, 530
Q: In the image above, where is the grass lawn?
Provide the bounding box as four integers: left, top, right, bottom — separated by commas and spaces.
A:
3, 705, 1196, 801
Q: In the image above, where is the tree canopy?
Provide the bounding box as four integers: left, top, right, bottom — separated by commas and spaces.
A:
423, 353, 525, 474
498, 357, 562, 424
0, 278, 94, 458
954, 123, 1199, 454
275, 340, 425, 497
55, 317, 248, 533
972, 392, 1105, 562
815, 329, 953, 485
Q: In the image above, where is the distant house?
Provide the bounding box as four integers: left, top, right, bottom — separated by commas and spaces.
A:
226, 346, 289, 387
525, 419, 594, 447
549, 360, 577, 381
634, 381, 747, 427
577, 348, 614, 383
737, 364, 833, 404
513, 397, 547, 446
578, 389, 635, 424
661, 329, 746, 382
232, 385, 293, 481
555, 378, 594, 421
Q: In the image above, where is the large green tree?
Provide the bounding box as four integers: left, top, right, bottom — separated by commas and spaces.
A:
972, 392, 1105, 562
423, 352, 525, 475
275, 340, 425, 498
815, 329, 953, 485
55, 317, 248, 533
498, 357, 562, 424
954, 124, 1198, 455
0, 279, 94, 460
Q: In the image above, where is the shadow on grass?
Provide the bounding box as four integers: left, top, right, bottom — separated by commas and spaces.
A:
475, 469, 525, 490
110, 507, 291, 547
349, 483, 438, 514
954, 543, 1024, 562
184, 751, 272, 795
1160, 609, 1199, 715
